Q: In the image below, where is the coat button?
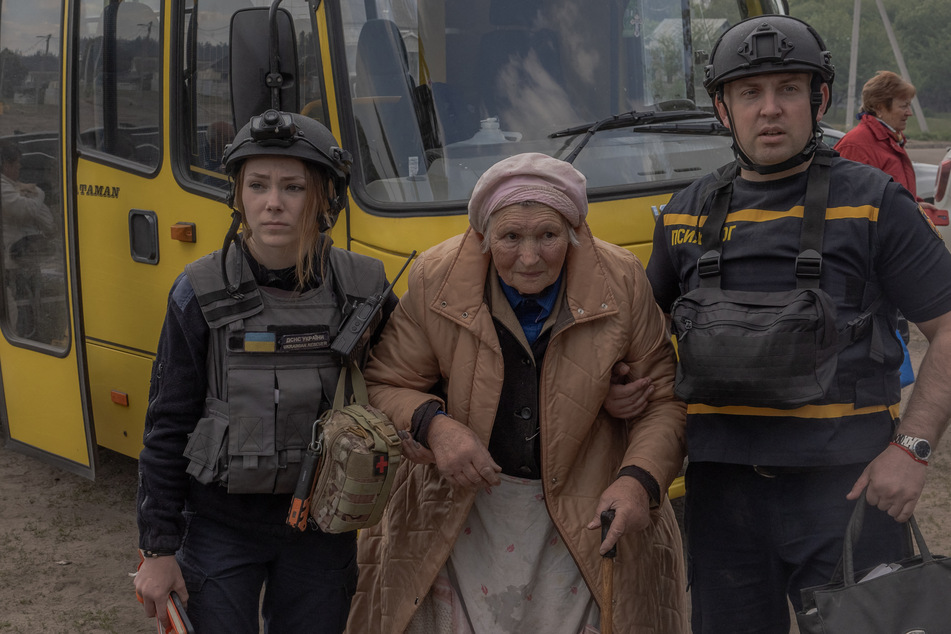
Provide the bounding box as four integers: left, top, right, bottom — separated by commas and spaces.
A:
577, 308, 584, 315
516, 407, 532, 420
462, 312, 469, 318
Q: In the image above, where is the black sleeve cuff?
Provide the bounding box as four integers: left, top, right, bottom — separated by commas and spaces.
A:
617, 465, 661, 508
139, 548, 177, 558
410, 400, 443, 449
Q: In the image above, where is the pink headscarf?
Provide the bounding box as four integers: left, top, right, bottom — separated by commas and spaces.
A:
467, 153, 588, 233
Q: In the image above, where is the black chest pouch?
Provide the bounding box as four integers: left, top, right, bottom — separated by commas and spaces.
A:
671, 153, 881, 408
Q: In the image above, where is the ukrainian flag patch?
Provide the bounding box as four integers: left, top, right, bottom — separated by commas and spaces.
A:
244, 331, 277, 352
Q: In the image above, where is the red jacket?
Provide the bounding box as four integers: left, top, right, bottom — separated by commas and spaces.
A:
836, 114, 919, 198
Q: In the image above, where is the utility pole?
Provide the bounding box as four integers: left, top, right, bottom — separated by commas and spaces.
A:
874, 0, 929, 133
845, 0, 861, 130
36, 34, 52, 55
844, 0, 929, 134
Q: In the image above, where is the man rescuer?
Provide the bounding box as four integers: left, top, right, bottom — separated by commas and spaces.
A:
644, 14, 951, 633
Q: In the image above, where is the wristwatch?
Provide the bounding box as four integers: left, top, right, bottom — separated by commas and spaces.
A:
893, 434, 932, 462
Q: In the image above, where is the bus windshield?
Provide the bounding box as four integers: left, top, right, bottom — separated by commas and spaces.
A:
339, 0, 736, 206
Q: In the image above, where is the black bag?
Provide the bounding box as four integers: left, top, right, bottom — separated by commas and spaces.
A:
671, 286, 839, 408
796, 492, 951, 633
671, 151, 881, 408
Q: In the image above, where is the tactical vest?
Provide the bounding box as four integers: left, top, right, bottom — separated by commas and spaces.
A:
182, 245, 387, 494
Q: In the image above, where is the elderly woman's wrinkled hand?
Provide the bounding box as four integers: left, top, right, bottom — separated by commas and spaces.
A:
603, 362, 654, 420
428, 414, 502, 489
585, 476, 652, 555
397, 430, 436, 465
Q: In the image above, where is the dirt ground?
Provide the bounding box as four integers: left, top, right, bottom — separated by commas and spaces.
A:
0, 442, 147, 632
1, 326, 950, 634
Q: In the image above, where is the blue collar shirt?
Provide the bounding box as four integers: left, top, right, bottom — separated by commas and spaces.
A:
498, 273, 563, 345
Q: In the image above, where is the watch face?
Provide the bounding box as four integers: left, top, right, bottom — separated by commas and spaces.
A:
913, 440, 931, 459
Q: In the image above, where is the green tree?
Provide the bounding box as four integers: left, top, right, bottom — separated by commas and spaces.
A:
890, 0, 951, 111
794, 0, 950, 121
685, 0, 951, 120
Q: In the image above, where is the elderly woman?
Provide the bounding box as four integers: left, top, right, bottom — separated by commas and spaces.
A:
347, 153, 687, 634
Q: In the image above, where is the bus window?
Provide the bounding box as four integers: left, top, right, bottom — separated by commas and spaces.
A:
180, 0, 329, 190
339, 0, 735, 207
0, 0, 69, 349
77, 0, 162, 168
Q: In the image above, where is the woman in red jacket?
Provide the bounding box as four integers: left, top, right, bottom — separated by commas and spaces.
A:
836, 70, 943, 221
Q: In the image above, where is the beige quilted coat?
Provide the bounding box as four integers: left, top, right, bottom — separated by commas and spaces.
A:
347, 225, 688, 634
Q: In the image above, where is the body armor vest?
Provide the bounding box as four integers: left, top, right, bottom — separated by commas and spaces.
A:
182, 245, 387, 494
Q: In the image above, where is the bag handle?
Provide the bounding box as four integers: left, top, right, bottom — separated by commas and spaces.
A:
332, 361, 370, 410
842, 489, 933, 587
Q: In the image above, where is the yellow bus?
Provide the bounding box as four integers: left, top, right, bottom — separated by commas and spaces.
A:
0, 0, 786, 479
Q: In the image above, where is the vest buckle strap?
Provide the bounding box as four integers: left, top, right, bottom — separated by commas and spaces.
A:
796, 248, 823, 279
697, 250, 721, 278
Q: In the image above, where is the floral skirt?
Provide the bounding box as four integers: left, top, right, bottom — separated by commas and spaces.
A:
406, 474, 599, 634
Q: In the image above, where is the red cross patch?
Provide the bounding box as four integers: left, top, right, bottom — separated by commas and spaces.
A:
375, 454, 388, 476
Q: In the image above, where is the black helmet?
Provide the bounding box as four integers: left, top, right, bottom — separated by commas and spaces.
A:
703, 15, 833, 176
222, 109, 353, 213
703, 15, 834, 98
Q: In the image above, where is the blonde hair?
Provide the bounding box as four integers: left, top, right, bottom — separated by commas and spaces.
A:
860, 71, 915, 117
233, 160, 335, 290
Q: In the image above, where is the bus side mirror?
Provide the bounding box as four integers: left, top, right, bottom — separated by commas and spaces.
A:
229, 4, 300, 131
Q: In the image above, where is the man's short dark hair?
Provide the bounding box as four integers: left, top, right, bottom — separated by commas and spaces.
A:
0, 141, 22, 167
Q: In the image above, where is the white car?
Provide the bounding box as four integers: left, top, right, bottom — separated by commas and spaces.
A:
934, 149, 951, 248
935, 148, 951, 212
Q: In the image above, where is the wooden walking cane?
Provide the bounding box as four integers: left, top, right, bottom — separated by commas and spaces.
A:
600, 509, 617, 634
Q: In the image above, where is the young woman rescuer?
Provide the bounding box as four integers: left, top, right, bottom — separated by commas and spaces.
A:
134, 110, 393, 633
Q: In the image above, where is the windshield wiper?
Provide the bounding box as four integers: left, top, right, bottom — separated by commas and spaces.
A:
551, 105, 718, 164
625, 120, 730, 135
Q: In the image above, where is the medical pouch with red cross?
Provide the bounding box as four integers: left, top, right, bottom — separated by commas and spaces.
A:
301, 363, 403, 534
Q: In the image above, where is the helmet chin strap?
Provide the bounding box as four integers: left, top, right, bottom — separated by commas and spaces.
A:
720, 85, 825, 176
220, 210, 245, 299
732, 128, 821, 176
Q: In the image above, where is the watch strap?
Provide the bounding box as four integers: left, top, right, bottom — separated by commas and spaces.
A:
891, 433, 931, 464
890, 441, 928, 465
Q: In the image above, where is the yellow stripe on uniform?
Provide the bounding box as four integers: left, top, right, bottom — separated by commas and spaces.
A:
687, 401, 900, 419
663, 205, 880, 227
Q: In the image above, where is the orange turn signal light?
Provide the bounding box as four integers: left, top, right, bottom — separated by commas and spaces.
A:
171, 222, 196, 243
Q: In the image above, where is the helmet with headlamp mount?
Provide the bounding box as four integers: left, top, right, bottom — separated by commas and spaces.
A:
703, 15, 834, 98
703, 15, 835, 176
222, 109, 353, 214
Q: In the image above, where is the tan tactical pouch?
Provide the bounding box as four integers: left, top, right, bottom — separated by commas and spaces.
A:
287, 362, 402, 534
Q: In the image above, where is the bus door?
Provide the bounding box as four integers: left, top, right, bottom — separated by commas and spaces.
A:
70, 0, 178, 461
0, 0, 94, 476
